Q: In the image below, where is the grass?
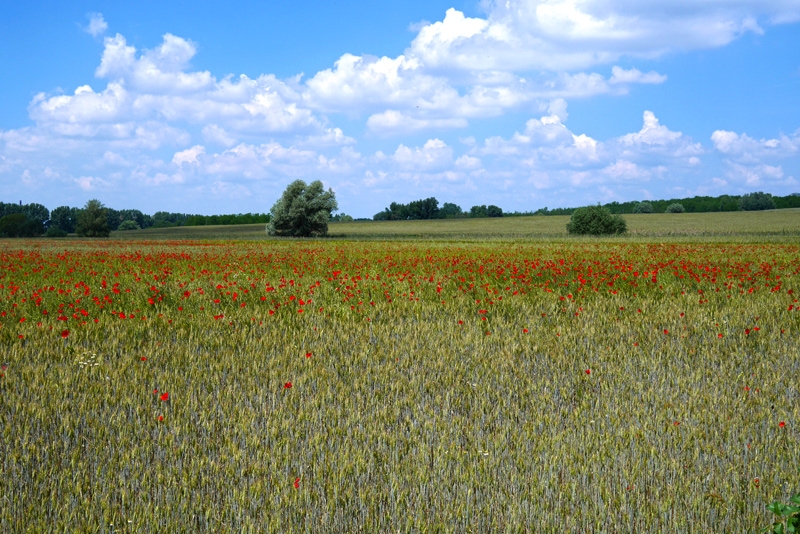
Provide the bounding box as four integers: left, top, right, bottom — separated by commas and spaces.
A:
1, 238, 798, 532
105, 209, 800, 241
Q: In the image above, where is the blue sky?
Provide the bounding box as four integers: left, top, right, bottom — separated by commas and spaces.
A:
2, 1, 799, 217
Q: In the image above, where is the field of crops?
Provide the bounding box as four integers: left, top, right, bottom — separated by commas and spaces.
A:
109, 208, 800, 241
1, 238, 799, 531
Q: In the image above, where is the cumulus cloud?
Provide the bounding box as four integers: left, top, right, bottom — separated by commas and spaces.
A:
367, 110, 468, 135
392, 139, 453, 171
609, 66, 667, 85
172, 145, 205, 166
408, 1, 798, 72
711, 129, 800, 160
84, 13, 108, 37
711, 129, 800, 187
614, 111, 704, 160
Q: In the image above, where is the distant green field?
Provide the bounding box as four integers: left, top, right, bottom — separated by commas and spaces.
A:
107, 209, 800, 241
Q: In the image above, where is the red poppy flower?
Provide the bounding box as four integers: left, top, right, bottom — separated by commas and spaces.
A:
61, 329, 70, 338
673, 421, 680, 426
663, 329, 668, 335
523, 328, 528, 333
305, 352, 312, 358
140, 356, 147, 361
717, 333, 723, 339
293, 477, 300, 489
160, 392, 169, 401
585, 369, 591, 375
779, 421, 786, 428
284, 382, 292, 389
158, 415, 164, 422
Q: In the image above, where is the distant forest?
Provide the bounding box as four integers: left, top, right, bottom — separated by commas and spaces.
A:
507, 192, 800, 217
1, 191, 799, 237
0, 201, 270, 235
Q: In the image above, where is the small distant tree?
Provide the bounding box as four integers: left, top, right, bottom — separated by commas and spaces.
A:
330, 213, 353, 222
665, 203, 685, 213
117, 220, 141, 231
439, 202, 463, 219
470, 205, 488, 218
566, 205, 627, 236
267, 179, 338, 237
739, 191, 775, 211
486, 205, 503, 217
75, 199, 111, 237
633, 201, 654, 214
50, 206, 79, 233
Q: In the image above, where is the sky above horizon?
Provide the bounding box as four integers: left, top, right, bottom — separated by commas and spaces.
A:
2, 0, 800, 217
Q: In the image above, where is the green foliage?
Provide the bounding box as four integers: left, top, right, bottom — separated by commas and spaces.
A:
117, 220, 141, 231
469, 204, 503, 218
439, 202, 464, 219
566, 205, 627, 235
330, 213, 354, 222
75, 199, 111, 237
665, 203, 686, 213
374, 198, 440, 220
0, 213, 45, 237
267, 179, 338, 237
4, 214, 37, 237
45, 226, 68, 237
774, 193, 800, 209
763, 492, 800, 534
185, 213, 271, 226
740, 191, 776, 211
633, 201, 654, 214
49, 206, 79, 233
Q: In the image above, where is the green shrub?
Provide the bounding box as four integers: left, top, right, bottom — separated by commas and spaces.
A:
117, 220, 141, 231
566, 205, 627, 236
665, 203, 686, 213
45, 226, 68, 237
633, 201, 654, 214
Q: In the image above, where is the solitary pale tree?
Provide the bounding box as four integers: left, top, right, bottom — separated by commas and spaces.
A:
267, 180, 338, 237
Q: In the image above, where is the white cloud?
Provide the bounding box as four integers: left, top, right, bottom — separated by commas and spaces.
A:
408, 1, 799, 72
392, 139, 453, 171
455, 154, 481, 169
75, 175, 108, 191
367, 110, 468, 135
609, 66, 667, 85
711, 129, 800, 159
172, 145, 205, 166
615, 111, 703, 159
202, 124, 236, 147
603, 159, 651, 180
711, 129, 800, 188
84, 13, 108, 37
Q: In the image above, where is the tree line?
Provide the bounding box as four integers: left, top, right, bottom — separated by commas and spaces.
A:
509, 192, 800, 216
0, 200, 271, 237
373, 198, 503, 220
